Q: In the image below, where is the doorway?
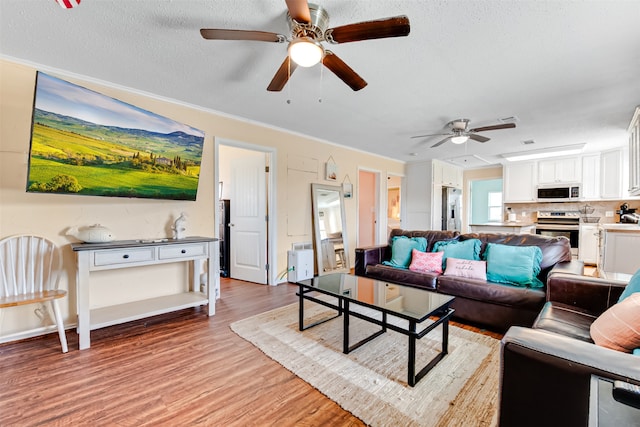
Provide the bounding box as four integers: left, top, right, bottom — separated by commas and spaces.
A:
358, 169, 380, 247
386, 174, 403, 237
216, 140, 276, 285
469, 178, 503, 225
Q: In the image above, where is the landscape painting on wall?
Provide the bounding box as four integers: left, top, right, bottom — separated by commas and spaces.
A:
26, 72, 205, 201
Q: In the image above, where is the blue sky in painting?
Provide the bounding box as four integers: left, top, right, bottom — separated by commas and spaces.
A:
34, 72, 205, 138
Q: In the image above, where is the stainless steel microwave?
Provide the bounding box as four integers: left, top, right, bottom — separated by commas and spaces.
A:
537, 184, 581, 202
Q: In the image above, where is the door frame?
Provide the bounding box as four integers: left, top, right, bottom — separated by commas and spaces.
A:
386, 172, 406, 236
215, 137, 278, 286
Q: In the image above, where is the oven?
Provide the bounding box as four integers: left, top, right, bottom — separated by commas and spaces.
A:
535, 211, 580, 258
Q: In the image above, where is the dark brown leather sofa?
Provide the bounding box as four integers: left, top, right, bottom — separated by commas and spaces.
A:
499, 273, 640, 427
354, 229, 583, 331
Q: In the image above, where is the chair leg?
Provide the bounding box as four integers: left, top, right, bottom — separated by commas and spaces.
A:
50, 300, 68, 353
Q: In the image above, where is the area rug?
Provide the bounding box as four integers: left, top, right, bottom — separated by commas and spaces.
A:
231, 300, 500, 427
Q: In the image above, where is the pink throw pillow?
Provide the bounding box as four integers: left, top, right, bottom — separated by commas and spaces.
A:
408, 249, 443, 274
590, 292, 640, 353
443, 257, 487, 280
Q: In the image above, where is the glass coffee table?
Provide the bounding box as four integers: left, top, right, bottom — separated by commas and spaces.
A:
295, 273, 455, 387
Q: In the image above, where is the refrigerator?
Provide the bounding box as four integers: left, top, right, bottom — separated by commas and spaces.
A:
441, 187, 461, 231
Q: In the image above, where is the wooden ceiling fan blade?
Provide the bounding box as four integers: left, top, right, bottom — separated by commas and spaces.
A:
200, 29, 286, 43
267, 56, 298, 92
326, 16, 410, 44
285, 0, 311, 23
431, 137, 451, 148
468, 133, 491, 143
323, 51, 367, 91
468, 123, 516, 133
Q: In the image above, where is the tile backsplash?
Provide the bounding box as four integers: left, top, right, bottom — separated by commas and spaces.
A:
504, 200, 639, 224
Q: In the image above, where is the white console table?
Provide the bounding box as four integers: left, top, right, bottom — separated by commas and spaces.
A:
72, 237, 219, 350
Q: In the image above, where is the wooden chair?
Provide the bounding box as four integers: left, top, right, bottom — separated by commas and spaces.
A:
0, 235, 68, 353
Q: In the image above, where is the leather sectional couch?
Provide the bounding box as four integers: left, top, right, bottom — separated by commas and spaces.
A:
499, 272, 640, 426
354, 229, 584, 331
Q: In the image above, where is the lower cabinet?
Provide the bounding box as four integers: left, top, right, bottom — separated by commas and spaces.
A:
601, 229, 640, 274
579, 224, 599, 265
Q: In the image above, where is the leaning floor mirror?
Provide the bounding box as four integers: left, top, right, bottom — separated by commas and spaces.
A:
311, 183, 349, 275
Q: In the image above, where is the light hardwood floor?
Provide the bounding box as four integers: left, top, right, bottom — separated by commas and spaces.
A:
0, 278, 501, 426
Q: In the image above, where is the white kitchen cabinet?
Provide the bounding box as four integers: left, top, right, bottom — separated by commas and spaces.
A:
600, 228, 640, 274
579, 224, 599, 265
581, 154, 601, 200
537, 157, 581, 184
433, 159, 462, 188
600, 149, 624, 199
406, 160, 460, 230
406, 161, 436, 230
503, 161, 537, 202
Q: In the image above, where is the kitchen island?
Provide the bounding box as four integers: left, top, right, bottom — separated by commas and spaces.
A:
599, 223, 640, 275
469, 222, 536, 234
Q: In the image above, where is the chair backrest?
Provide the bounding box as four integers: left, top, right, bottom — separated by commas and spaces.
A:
0, 235, 62, 298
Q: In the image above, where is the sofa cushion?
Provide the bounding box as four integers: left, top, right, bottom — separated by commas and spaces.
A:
433, 238, 481, 269
437, 275, 546, 310
532, 301, 596, 342
484, 243, 543, 288
618, 268, 640, 302
382, 236, 427, 268
389, 229, 459, 252
443, 257, 487, 280
590, 292, 640, 353
409, 249, 443, 274
365, 264, 438, 290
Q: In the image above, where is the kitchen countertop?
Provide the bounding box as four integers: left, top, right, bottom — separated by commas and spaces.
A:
470, 222, 536, 227
599, 223, 640, 231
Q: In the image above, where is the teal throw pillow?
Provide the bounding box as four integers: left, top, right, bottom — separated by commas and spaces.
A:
634, 348, 640, 357
484, 243, 544, 288
383, 236, 427, 269
618, 268, 640, 303
433, 239, 481, 269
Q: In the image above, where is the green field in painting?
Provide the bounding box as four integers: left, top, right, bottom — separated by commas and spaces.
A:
28, 122, 201, 200
28, 157, 199, 200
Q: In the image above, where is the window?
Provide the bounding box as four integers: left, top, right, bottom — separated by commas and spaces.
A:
488, 191, 503, 222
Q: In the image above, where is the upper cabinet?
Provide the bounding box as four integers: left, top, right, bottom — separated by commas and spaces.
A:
581, 154, 601, 200
600, 148, 625, 199
537, 157, 581, 184
629, 107, 640, 196
433, 159, 462, 188
503, 161, 537, 202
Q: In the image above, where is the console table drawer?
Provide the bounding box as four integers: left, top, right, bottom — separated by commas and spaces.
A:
93, 247, 155, 266
158, 243, 207, 260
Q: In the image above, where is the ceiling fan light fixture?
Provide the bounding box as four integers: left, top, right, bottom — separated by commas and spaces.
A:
288, 37, 324, 67
451, 135, 469, 144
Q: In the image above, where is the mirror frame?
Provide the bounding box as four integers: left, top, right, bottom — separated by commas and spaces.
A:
311, 183, 349, 276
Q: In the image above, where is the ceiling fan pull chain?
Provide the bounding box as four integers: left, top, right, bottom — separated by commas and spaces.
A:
318, 60, 324, 103
287, 56, 292, 104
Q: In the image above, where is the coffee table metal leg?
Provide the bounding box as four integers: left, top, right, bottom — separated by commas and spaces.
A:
343, 299, 350, 353
408, 320, 417, 386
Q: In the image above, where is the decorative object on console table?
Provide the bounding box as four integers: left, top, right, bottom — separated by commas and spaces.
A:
71, 237, 219, 350
66, 224, 114, 243
172, 212, 187, 239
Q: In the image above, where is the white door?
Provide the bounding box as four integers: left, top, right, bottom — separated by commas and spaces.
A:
230, 152, 267, 284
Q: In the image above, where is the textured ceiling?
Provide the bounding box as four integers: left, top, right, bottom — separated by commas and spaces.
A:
1, 0, 639, 166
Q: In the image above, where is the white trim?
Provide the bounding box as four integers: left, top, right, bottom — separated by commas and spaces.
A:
215, 137, 278, 286
0, 322, 76, 345
2, 55, 402, 163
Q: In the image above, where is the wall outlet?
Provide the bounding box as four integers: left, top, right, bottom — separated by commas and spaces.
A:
605, 211, 614, 218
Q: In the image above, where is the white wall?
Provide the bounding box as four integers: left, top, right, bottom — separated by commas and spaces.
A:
0, 59, 405, 342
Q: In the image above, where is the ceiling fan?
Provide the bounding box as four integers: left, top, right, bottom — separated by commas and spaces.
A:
411, 119, 516, 148
200, 0, 410, 92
